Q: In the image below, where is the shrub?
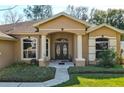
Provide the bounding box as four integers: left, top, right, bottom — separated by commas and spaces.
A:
68, 66, 124, 74
0, 63, 56, 82
97, 49, 117, 68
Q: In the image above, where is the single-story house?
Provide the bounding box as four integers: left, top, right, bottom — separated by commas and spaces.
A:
0, 12, 124, 68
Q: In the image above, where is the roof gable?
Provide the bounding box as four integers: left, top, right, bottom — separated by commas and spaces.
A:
33, 12, 90, 27
87, 24, 124, 34
38, 15, 87, 29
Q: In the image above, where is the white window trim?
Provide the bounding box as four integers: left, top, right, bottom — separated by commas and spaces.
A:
21, 37, 38, 60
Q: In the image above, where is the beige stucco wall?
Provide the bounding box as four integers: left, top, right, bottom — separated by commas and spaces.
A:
0, 40, 15, 68
82, 34, 89, 64
88, 26, 121, 64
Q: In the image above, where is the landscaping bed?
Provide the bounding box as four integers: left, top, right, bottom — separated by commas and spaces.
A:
68, 65, 124, 74
0, 63, 56, 82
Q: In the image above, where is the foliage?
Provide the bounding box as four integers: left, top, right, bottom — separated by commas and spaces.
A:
97, 49, 117, 68
68, 66, 124, 74
23, 5, 53, 20
0, 63, 56, 82
66, 5, 88, 21
89, 8, 107, 25
121, 35, 124, 41
89, 8, 124, 29
116, 53, 123, 65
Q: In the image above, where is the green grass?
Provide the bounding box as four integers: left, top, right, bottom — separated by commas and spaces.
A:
0, 63, 56, 82
55, 74, 124, 87
55, 65, 124, 87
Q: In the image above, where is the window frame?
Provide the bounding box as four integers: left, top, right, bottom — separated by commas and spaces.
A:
21, 37, 38, 60
46, 38, 49, 57
46, 38, 50, 60
96, 38, 109, 58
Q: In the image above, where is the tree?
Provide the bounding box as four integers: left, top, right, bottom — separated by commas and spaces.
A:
66, 5, 88, 21
89, 8, 124, 29
23, 5, 52, 20
89, 9, 107, 25
106, 9, 124, 29
3, 10, 23, 24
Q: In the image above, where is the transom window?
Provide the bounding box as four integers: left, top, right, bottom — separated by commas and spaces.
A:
96, 38, 109, 58
22, 37, 37, 59
56, 38, 68, 42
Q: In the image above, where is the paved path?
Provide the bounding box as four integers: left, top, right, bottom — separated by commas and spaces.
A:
0, 62, 74, 87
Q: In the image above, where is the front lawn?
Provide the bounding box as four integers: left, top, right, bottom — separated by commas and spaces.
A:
55, 74, 124, 87
0, 63, 56, 82
55, 65, 124, 87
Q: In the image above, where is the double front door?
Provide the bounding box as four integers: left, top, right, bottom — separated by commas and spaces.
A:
55, 42, 68, 60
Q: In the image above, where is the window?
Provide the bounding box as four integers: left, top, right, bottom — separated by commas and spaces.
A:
21, 37, 37, 59
96, 38, 109, 58
46, 39, 48, 57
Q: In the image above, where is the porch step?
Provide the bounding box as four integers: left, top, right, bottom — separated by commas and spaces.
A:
49, 61, 74, 68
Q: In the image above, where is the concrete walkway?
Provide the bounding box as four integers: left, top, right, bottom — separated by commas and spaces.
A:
0, 62, 74, 87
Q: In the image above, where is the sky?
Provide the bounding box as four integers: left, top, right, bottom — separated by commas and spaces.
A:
0, 0, 124, 24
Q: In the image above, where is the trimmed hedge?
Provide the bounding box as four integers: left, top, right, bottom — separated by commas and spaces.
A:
0, 63, 56, 82
68, 66, 124, 74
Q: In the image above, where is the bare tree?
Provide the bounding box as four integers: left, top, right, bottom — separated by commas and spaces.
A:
66, 5, 88, 21
3, 10, 23, 24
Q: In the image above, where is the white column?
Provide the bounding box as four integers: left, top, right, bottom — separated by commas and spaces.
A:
77, 35, 83, 59
40, 35, 46, 61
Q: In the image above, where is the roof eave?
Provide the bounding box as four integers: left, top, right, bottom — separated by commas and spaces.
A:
87, 24, 124, 34
0, 37, 16, 41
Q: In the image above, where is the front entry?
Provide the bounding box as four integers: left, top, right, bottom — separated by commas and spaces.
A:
55, 38, 68, 60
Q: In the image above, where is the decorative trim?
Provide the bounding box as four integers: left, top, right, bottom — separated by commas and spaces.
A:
89, 36, 116, 39
89, 47, 95, 53
89, 37, 96, 61
89, 53, 96, 61
39, 29, 85, 31
75, 58, 85, 61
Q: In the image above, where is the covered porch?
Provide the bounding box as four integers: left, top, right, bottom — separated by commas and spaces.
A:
39, 31, 85, 66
